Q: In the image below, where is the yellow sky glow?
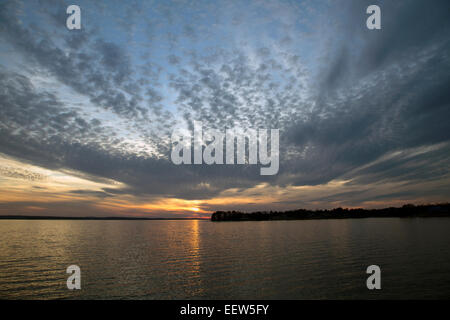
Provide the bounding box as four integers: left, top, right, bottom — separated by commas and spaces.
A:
1, 152, 449, 218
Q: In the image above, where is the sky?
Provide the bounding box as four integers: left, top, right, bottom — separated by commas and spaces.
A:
0, 0, 449, 218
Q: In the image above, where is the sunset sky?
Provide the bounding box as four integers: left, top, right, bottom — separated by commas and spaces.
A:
0, 0, 449, 218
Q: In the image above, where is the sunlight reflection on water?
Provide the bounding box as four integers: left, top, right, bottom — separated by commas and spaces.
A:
1, 218, 450, 299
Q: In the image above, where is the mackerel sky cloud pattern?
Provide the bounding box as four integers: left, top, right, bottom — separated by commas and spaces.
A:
0, 0, 449, 217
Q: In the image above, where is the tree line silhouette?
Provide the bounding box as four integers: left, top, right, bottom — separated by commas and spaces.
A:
211, 203, 450, 221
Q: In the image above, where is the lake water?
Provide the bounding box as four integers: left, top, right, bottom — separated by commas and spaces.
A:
1, 218, 450, 299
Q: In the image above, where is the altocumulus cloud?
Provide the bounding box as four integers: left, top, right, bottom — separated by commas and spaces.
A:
0, 0, 449, 216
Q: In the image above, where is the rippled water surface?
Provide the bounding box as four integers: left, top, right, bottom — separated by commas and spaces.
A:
1, 218, 450, 299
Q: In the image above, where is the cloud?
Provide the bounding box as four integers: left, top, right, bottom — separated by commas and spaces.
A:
0, 0, 449, 214
0, 166, 46, 181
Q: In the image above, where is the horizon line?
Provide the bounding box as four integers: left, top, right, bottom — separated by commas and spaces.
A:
1, 203, 449, 220
0, 216, 208, 220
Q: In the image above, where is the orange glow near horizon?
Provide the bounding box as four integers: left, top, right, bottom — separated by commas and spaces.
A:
1, 153, 449, 218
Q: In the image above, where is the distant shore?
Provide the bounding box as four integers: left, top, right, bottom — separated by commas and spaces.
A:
0, 216, 205, 220
210, 204, 450, 221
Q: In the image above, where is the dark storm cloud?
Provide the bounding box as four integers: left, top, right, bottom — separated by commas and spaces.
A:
284, 0, 450, 186
344, 143, 450, 185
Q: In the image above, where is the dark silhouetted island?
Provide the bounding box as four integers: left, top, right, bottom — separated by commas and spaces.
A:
210, 204, 450, 221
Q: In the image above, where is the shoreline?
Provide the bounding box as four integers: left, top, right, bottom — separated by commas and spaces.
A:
0, 216, 206, 221
211, 204, 450, 221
